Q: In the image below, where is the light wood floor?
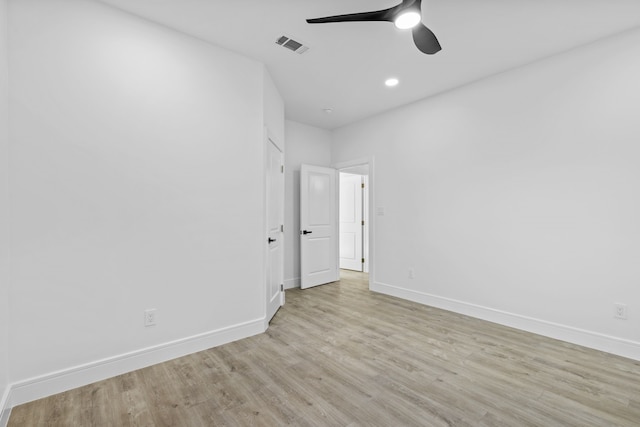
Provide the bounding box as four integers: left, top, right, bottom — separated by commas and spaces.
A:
9, 270, 640, 426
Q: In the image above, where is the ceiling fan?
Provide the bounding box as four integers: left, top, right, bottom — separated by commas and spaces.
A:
306, 0, 441, 55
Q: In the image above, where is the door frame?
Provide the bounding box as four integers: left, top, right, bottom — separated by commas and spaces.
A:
334, 157, 374, 290
264, 127, 284, 329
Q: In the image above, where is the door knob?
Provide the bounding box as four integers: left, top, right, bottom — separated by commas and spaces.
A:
268, 237, 276, 243
301, 230, 313, 235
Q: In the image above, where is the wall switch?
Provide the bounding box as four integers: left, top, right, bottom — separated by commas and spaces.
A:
614, 303, 628, 320
144, 309, 157, 327
409, 268, 415, 279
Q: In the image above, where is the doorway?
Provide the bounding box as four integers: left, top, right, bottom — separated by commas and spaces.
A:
339, 165, 369, 273
298, 160, 373, 291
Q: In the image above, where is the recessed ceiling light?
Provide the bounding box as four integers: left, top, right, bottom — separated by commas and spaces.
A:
385, 78, 399, 87
394, 11, 421, 30
323, 108, 333, 114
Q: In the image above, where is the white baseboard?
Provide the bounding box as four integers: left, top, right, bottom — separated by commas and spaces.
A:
8, 318, 266, 409
372, 281, 640, 362
1, 386, 11, 427
284, 277, 300, 289
0, 408, 10, 427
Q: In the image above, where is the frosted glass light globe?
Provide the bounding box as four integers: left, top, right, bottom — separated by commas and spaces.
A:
394, 11, 421, 29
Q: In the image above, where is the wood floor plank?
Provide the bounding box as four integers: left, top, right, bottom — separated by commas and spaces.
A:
9, 270, 640, 426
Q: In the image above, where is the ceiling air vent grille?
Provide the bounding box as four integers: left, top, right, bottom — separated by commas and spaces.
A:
276, 35, 309, 54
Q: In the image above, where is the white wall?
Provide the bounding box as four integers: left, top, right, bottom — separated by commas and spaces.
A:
284, 120, 331, 288
8, 0, 274, 402
0, 0, 10, 419
332, 28, 640, 360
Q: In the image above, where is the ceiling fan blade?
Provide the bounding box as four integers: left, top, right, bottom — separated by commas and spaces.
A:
412, 23, 441, 54
307, 6, 399, 24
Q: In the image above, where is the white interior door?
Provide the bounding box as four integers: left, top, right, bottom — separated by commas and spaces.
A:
339, 173, 364, 271
266, 138, 283, 323
300, 164, 338, 289
363, 175, 369, 273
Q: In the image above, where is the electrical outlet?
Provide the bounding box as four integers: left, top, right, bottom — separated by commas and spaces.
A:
408, 268, 415, 279
614, 303, 628, 320
144, 309, 157, 327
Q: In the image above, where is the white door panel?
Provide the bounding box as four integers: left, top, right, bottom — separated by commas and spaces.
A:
308, 173, 332, 224
307, 237, 333, 273
339, 173, 364, 271
340, 232, 357, 259
300, 164, 338, 289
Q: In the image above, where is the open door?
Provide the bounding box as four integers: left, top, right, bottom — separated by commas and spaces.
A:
300, 164, 338, 289
266, 137, 284, 323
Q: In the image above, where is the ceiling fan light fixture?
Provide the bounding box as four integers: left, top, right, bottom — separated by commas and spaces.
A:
394, 11, 421, 29
306, 0, 441, 55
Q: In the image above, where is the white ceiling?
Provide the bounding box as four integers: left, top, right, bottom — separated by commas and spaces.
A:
99, 0, 640, 129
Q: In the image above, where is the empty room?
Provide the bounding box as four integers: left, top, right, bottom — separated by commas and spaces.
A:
1, 0, 640, 425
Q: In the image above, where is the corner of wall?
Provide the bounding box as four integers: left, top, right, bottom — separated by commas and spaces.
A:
0, 387, 11, 427
0, 0, 11, 422
283, 121, 333, 288
263, 67, 285, 147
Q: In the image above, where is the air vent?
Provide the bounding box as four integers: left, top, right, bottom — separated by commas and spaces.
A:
276, 35, 309, 54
